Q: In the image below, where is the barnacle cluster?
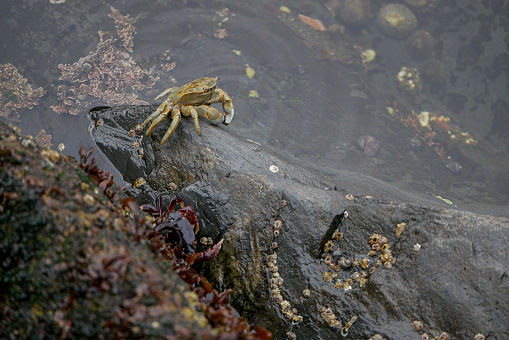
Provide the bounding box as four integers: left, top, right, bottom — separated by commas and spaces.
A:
319, 306, 357, 337
268, 220, 304, 325
368, 233, 396, 269
396, 66, 422, 94
319, 306, 342, 328
0, 63, 45, 122
320, 213, 396, 295
341, 315, 358, 337
412, 319, 451, 340
51, 7, 168, 115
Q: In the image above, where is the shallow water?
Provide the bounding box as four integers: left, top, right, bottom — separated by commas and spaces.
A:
1, 0, 508, 215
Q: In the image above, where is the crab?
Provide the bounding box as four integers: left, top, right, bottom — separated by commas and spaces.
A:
141, 195, 223, 263
134, 77, 234, 145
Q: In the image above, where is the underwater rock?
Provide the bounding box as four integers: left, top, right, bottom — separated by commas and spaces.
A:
419, 58, 445, 84
336, 0, 373, 29
377, 3, 417, 39
403, 0, 440, 13
405, 29, 434, 61
90, 105, 509, 339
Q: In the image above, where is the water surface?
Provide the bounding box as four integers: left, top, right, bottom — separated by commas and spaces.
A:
1, 0, 508, 215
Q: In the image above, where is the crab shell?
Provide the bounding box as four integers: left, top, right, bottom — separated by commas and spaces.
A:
169, 77, 218, 106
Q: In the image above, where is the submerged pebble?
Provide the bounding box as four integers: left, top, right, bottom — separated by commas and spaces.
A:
405, 29, 434, 61
377, 3, 417, 39
357, 135, 381, 157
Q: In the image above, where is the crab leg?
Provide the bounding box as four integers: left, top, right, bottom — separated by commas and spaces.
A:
182, 106, 201, 136
146, 102, 172, 135
153, 86, 179, 101
160, 107, 181, 145
187, 239, 224, 264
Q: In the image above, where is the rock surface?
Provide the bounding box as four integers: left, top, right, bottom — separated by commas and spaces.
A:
90, 105, 509, 340
0, 120, 269, 339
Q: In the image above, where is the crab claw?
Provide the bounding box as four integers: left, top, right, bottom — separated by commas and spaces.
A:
223, 105, 234, 125
187, 238, 224, 264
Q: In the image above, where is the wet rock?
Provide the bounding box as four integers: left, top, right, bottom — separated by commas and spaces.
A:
0, 120, 260, 339
90, 105, 509, 339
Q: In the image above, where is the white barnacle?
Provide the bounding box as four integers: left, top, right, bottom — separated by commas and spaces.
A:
413, 243, 421, 252
269, 165, 279, 173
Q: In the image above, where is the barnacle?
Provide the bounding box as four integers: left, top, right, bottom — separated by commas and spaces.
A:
358, 277, 367, 288
292, 315, 303, 323
372, 243, 381, 252
320, 307, 341, 328
324, 240, 335, 252
284, 311, 294, 320
350, 272, 360, 281
334, 280, 344, 289
302, 288, 311, 298
380, 252, 392, 263
381, 243, 391, 253
412, 320, 423, 331
274, 220, 283, 230
322, 271, 337, 282
396, 222, 407, 238
369, 233, 381, 244
359, 258, 370, 269
332, 229, 343, 240
341, 315, 358, 336
439, 332, 449, 340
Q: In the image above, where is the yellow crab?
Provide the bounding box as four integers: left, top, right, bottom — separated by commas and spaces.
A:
136, 77, 234, 145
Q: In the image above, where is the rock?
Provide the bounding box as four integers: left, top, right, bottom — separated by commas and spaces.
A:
0, 120, 269, 339
90, 105, 509, 339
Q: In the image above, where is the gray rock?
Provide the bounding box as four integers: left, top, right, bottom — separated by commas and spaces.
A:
90, 105, 509, 339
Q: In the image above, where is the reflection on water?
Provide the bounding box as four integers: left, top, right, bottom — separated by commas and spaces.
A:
0, 0, 508, 215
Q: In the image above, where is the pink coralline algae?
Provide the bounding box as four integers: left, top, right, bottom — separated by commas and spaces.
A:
35, 129, 53, 148
0, 63, 45, 122
51, 7, 164, 115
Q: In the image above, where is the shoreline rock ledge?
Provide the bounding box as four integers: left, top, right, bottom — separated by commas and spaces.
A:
90, 105, 508, 339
